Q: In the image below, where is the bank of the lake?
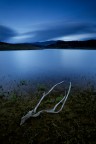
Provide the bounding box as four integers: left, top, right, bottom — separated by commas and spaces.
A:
0, 85, 96, 144
0, 40, 96, 50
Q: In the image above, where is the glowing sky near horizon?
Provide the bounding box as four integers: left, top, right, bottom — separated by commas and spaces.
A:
0, 0, 96, 43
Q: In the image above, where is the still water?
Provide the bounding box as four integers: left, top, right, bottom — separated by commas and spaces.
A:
0, 49, 96, 89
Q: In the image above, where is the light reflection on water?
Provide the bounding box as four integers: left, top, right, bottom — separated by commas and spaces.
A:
0, 49, 96, 87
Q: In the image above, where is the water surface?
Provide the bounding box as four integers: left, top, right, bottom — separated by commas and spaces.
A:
0, 49, 96, 91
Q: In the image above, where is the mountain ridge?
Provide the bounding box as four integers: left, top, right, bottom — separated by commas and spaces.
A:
0, 39, 96, 50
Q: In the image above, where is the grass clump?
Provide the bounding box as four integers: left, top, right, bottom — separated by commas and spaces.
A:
0, 87, 96, 144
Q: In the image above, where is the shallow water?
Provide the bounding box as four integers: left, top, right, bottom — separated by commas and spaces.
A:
0, 49, 96, 92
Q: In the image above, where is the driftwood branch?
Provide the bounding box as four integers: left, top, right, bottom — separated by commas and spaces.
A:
20, 81, 71, 125
33, 81, 64, 113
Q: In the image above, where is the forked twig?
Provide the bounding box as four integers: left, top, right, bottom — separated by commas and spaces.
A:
33, 81, 64, 113
20, 81, 71, 125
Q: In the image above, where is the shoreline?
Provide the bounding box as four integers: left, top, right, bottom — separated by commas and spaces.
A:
0, 47, 96, 51
0, 86, 96, 144
1, 40, 96, 50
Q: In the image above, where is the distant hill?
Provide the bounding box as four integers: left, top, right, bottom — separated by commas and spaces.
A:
46, 40, 96, 49
33, 41, 56, 46
0, 40, 96, 50
0, 42, 41, 50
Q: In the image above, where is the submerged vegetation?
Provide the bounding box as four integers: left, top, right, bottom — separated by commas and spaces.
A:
0, 83, 96, 144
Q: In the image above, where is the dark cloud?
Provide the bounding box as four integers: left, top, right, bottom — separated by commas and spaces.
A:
22, 22, 96, 42
1, 22, 96, 43
0, 25, 17, 42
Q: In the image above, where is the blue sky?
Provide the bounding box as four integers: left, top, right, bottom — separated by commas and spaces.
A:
0, 0, 96, 43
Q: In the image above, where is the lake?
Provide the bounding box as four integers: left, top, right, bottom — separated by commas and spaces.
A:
0, 49, 96, 93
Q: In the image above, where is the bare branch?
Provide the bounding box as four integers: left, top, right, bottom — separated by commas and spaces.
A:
52, 82, 71, 113
20, 81, 71, 125
33, 81, 64, 113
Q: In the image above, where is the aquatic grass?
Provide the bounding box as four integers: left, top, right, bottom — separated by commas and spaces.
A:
20, 80, 27, 86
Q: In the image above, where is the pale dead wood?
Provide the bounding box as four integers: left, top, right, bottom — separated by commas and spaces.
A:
20, 81, 71, 125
